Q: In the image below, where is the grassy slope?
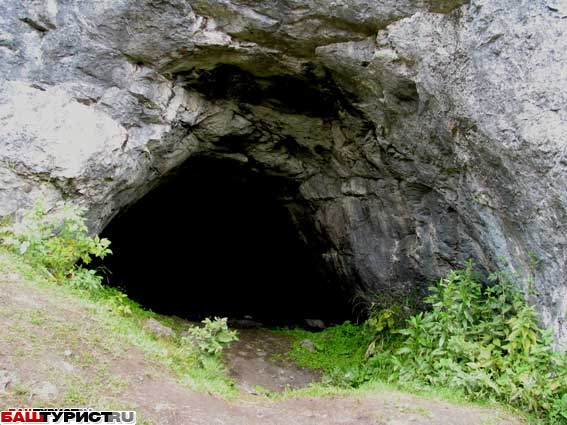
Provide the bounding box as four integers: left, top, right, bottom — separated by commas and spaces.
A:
0, 248, 236, 411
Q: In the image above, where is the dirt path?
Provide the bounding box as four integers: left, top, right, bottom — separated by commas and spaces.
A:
224, 327, 321, 394
0, 269, 525, 425
124, 381, 523, 425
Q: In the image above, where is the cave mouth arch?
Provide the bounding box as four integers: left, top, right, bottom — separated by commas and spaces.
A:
99, 155, 355, 327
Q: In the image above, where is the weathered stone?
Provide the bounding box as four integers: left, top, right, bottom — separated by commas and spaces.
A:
228, 318, 263, 329
299, 339, 316, 352
143, 318, 174, 339
304, 319, 326, 330
1, 0, 567, 344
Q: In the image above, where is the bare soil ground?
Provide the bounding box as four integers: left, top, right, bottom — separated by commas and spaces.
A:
0, 270, 526, 425
224, 327, 321, 394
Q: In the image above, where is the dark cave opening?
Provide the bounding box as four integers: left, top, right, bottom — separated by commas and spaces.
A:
99, 156, 354, 327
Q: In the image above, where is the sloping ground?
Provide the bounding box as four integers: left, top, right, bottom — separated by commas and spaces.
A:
0, 252, 525, 425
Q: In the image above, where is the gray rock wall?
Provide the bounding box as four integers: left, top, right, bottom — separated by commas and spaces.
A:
1, 0, 567, 343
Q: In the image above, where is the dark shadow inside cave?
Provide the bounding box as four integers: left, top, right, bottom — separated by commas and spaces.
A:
99, 155, 354, 327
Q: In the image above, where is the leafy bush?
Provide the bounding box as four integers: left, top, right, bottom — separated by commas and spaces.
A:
183, 317, 238, 359
106, 292, 134, 317
1, 201, 111, 282
377, 263, 567, 422
67, 267, 104, 291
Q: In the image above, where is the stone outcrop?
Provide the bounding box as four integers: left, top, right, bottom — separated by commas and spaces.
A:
1, 1, 567, 343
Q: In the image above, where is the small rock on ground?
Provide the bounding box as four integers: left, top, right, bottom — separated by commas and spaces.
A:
299, 339, 316, 352
143, 318, 174, 338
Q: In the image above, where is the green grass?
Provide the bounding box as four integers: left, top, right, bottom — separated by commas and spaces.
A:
279, 322, 369, 371
277, 321, 373, 387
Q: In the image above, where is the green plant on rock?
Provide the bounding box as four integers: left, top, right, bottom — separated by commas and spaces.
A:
182, 317, 238, 359
1, 200, 111, 282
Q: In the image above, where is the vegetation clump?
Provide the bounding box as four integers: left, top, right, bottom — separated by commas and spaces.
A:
1, 200, 111, 288
285, 263, 567, 423
183, 317, 239, 359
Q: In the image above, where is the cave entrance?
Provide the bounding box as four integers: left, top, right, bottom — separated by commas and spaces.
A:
100, 155, 353, 327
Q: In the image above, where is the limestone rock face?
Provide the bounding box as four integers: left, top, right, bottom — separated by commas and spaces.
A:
1, 0, 567, 343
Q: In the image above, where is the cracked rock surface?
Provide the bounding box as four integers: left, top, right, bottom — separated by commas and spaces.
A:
1, 0, 567, 343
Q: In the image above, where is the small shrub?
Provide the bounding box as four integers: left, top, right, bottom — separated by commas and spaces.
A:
106, 292, 134, 317
183, 317, 238, 359
1, 200, 111, 282
67, 267, 103, 291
